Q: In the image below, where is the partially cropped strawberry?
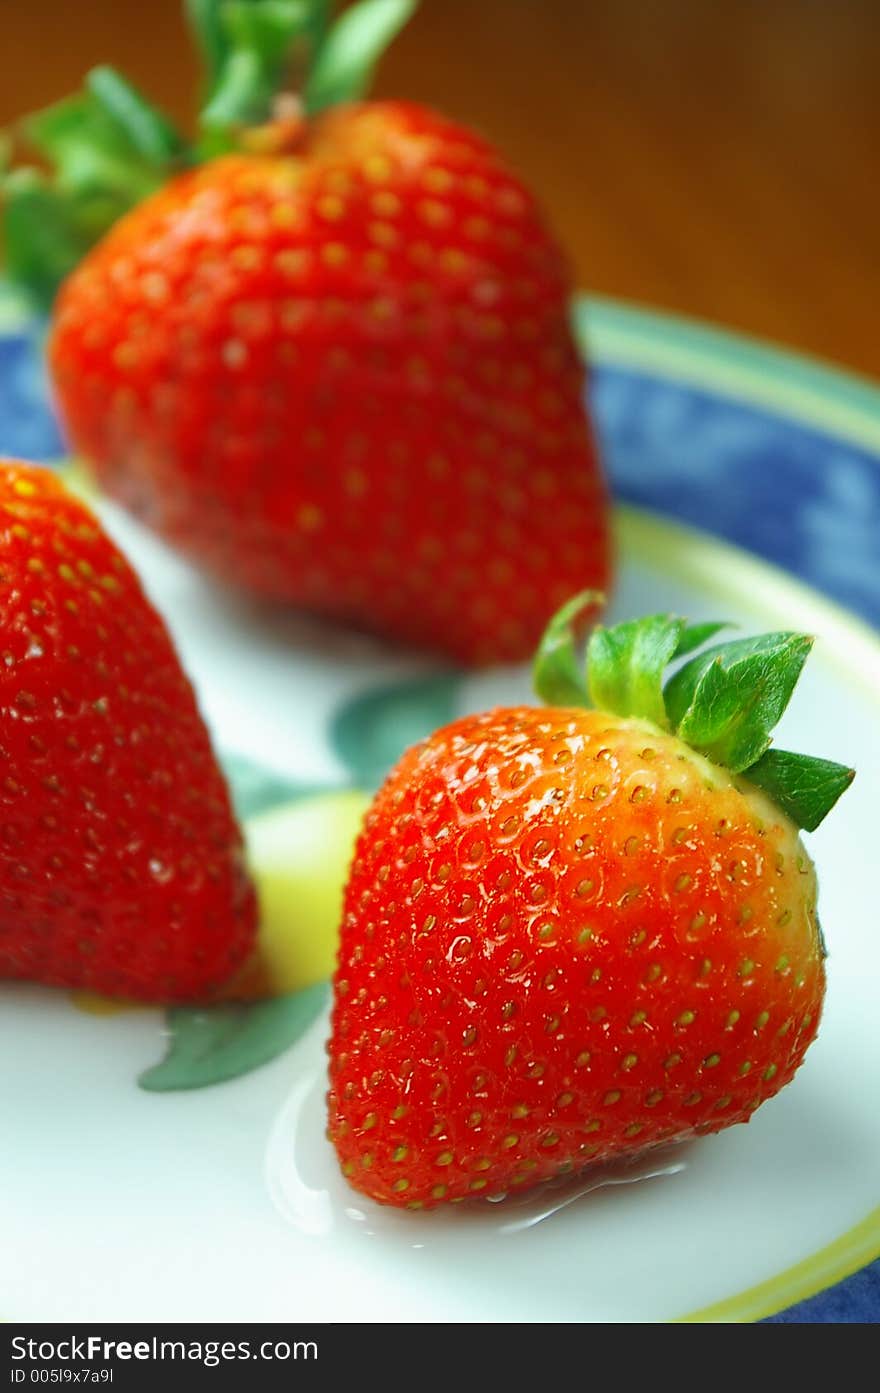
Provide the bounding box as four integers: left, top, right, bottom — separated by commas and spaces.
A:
2, 0, 610, 665
327, 594, 853, 1207
0, 460, 256, 1000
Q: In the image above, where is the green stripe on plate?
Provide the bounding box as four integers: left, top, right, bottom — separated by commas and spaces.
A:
617, 506, 880, 1323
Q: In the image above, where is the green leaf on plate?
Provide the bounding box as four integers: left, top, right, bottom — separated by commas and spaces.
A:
221, 750, 331, 820
138, 980, 330, 1092
330, 671, 463, 790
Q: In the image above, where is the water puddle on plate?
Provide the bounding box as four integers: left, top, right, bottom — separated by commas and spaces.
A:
265, 1025, 689, 1247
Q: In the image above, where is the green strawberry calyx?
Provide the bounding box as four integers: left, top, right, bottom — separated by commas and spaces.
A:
1, 0, 418, 305
533, 591, 854, 832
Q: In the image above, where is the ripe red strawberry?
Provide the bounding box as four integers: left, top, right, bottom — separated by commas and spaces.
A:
3, 1, 610, 666
327, 595, 853, 1207
0, 460, 256, 1000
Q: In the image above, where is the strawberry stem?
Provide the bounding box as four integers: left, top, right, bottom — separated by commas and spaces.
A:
86, 67, 188, 165
196, 1, 313, 148
532, 599, 854, 831
187, 0, 313, 91
2, 73, 189, 305
742, 749, 854, 833
304, 0, 418, 113
587, 615, 728, 731
530, 590, 602, 707
1, 0, 418, 302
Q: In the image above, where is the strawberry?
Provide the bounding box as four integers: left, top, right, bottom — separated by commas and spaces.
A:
0, 460, 256, 1000
2, 0, 610, 665
326, 594, 854, 1208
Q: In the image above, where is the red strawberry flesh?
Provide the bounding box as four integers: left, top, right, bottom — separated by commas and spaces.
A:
48, 102, 610, 665
328, 706, 824, 1207
0, 461, 256, 1001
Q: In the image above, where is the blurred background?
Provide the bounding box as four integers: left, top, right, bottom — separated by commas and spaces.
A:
2, 0, 878, 377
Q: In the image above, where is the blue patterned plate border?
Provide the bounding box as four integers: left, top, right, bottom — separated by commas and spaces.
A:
577, 296, 880, 632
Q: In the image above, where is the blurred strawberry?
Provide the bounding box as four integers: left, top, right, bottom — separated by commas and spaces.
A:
2, 0, 611, 665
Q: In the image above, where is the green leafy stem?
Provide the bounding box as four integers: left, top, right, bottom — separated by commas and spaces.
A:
139, 983, 329, 1091
2, 0, 418, 304
533, 592, 854, 832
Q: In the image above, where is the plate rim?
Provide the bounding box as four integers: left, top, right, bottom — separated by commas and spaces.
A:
680, 1206, 880, 1323
10, 507, 872, 1326
615, 507, 880, 698
615, 507, 880, 1320
577, 294, 880, 456
3, 281, 879, 1322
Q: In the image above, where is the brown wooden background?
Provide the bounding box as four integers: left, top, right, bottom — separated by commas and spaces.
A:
3, 0, 878, 378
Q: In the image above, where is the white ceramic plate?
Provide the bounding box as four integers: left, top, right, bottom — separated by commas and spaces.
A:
1, 496, 877, 1323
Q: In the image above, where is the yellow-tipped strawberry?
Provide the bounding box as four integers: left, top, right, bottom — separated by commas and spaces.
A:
327, 595, 853, 1208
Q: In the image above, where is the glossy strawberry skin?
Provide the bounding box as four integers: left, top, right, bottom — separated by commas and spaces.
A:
48, 101, 610, 666
327, 706, 824, 1208
0, 461, 256, 1001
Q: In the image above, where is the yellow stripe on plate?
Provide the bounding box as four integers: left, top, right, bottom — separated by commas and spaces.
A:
615, 506, 880, 1322
616, 505, 880, 699
679, 1207, 880, 1323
